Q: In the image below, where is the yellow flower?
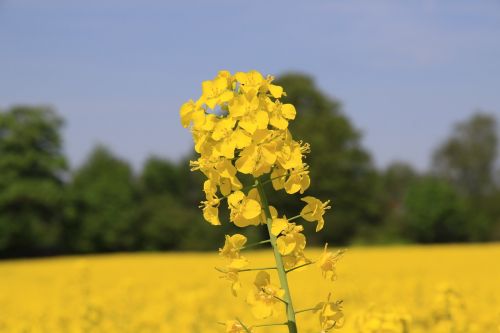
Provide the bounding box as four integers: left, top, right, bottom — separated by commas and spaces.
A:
201, 202, 220, 225
225, 320, 253, 333
284, 166, 310, 194
313, 294, 345, 331
200, 74, 234, 109
269, 101, 296, 130
229, 94, 268, 134
235, 129, 278, 177
203, 179, 218, 203
219, 234, 247, 260
246, 271, 285, 319
300, 196, 331, 231
221, 270, 242, 297
317, 244, 345, 281
235, 70, 264, 95
275, 133, 304, 170
179, 99, 205, 128
276, 225, 306, 256
228, 190, 262, 227
270, 165, 287, 190
263, 75, 284, 98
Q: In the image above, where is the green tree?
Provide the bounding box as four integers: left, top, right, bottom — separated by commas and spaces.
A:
403, 177, 468, 243
275, 73, 382, 244
138, 157, 190, 250
0, 106, 67, 257
432, 112, 498, 197
68, 146, 138, 252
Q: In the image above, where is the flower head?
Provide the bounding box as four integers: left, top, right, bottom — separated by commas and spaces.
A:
314, 293, 345, 331
246, 271, 285, 319
225, 320, 253, 333
228, 190, 262, 227
300, 196, 331, 231
317, 244, 345, 281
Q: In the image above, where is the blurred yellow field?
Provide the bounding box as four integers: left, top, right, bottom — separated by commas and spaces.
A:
0, 244, 499, 333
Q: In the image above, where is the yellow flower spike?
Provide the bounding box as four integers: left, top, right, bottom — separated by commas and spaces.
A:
317, 244, 345, 282
228, 191, 262, 227
246, 271, 285, 319
180, 71, 345, 333
300, 196, 331, 232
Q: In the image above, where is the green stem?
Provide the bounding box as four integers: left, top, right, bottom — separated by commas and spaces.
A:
255, 178, 298, 333
215, 266, 277, 273
285, 261, 314, 274
252, 322, 288, 328
242, 239, 271, 250
236, 318, 252, 333
295, 307, 320, 315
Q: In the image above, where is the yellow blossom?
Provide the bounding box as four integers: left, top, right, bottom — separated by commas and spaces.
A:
200, 74, 234, 109
235, 70, 265, 95
269, 101, 296, 130
225, 320, 252, 333
228, 190, 262, 227
300, 196, 331, 231
246, 271, 285, 319
313, 294, 345, 331
284, 166, 310, 194
202, 202, 220, 225
179, 99, 205, 128
221, 270, 242, 297
235, 129, 279, 177
219, 234, 247, 260
317, 244, 345, 281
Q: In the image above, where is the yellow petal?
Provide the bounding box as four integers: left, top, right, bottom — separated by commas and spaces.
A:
271, 218, 288, 236
256, 111, 269, 129
277, 235, 296, 255
268, 84, 283, 98
242, 199, 261, 219
281, 104, 296, 120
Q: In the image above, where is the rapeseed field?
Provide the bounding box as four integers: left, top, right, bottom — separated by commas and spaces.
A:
0, 244, 498, 333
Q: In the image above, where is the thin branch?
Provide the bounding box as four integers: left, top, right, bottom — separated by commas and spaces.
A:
251, 322, 288, 328
285, 261, 315, 274
295, 307, 320, 315
236, 318, 252, 333
215, 266, 277, 274
242, 239, 271, 250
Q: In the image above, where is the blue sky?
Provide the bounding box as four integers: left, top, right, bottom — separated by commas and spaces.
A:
1, 0, 499, 171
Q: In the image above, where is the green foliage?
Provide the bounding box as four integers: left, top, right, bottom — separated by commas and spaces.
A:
67, 146, 138, 252
0, 106, 67, 256
403, 177, 468, 243
433, 113, 498, 197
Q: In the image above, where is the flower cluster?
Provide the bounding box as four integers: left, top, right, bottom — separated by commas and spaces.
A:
181, 70, 325, 231
181, 70, 343, 332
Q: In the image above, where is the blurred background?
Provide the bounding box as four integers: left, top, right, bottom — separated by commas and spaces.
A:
1, 0, 500, 258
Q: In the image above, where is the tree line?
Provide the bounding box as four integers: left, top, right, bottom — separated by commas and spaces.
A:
1, 73, 499, 258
